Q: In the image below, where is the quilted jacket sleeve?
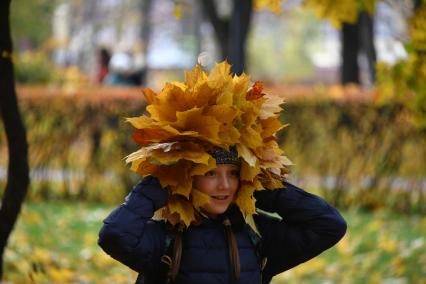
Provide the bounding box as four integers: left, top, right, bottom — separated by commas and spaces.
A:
98, 176, 168, 274
253, 182, 347, 283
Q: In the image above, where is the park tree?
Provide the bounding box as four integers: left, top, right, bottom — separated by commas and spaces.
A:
0, 0, 30, 278
341, 10, 376, 84
376, 0, 426, 128
10, 0, 55, 50
303, 0, 378, 85
201, 0, 253, 75
200, 0, 378, 83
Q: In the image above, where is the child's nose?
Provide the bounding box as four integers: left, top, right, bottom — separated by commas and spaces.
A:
218, 175, 231, 190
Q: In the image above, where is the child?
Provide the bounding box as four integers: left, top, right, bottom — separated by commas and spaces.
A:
98, 62, 347, 284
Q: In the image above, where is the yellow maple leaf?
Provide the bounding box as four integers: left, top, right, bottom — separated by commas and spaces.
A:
190, 156, 217, 176
133, 159, 159, 176
142, 87, 157, 104
259, 93, 285, 119
261, 117, 287, 139
154, 161, 193, 195
259, 169, 284, 189
236, 144, 257, 167
185, 64, 207, 89
125, 148, 148, 164
233, 74, 251, 101
240, 160, 260, 182
132, 126, 197, 145
208, 61, 233, 87
190, 189, 211, 210
149, 142, 211, 166
255, 140, 283, 162
204, 105, 241, 145
240, 124, 264, 150
173, 108, 222, 144
216, 89, 234, 106
236, 182, 257, 215
167, 195, 195, 227
205, 105, 239, 123
279, 155, 293, 166
126, 115, 154, 129
147, 82, 190, 122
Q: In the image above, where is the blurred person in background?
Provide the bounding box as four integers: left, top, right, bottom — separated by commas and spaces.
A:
104, 52, 139, 86
96, 47, 111, 84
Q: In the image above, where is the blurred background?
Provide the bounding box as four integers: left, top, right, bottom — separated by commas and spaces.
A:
0, 0, 425, 283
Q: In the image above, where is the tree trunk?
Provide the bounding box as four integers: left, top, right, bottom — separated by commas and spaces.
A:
201, 0, 253, 75
0, 0, 30, 279
201, 0, 229, 60
341, 19, 360, 84
139, 0, 152, 86
414, 0, 421, 10
228, 0, 253, 75
358, 11, 377, 84
341, 11, 376, 85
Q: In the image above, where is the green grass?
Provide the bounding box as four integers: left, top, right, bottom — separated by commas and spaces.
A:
4, 202, 426, 283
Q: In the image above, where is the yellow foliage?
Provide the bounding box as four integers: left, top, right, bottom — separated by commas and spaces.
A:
376, 2, 426, 129
126, 61, 289, 226
410, 3, 426, 51
47, 267, 74, 282
174, 4, 183, 20
304, 0, 377, 28
254, 0, 282, 13
5, 204, 426, 282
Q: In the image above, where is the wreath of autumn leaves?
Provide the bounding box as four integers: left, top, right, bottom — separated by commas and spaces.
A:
125, 61, 291, 226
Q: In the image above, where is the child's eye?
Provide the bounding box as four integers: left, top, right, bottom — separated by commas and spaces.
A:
230, 170, 240, 177
204, 170, 216, 177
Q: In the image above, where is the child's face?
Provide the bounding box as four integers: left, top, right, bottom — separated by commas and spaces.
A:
193, 164, 240, 218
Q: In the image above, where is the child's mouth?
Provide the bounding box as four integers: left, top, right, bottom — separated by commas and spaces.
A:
211, 195, 229, 200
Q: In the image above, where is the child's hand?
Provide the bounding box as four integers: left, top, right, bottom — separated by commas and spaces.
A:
128, 176, 168, 210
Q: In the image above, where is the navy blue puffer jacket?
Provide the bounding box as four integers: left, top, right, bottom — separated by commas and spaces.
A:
98, 176, 347, 284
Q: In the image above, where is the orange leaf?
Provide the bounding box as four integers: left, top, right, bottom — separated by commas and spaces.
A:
142, 88, 157, 104
246, 81, 264, 100
134, 159, 159, 176
260, 117, 286, 139
132, 129, 175, 145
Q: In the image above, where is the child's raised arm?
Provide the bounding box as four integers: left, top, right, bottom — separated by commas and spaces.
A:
98, 176, 168, 274
253, 182, 347, 283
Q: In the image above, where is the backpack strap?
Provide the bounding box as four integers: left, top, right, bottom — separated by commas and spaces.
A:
160, 228, 177, 284
244, 221, 267, 271
135, 224, 177, 284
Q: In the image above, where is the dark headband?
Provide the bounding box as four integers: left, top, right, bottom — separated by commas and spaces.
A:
209, 146, 241, 166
